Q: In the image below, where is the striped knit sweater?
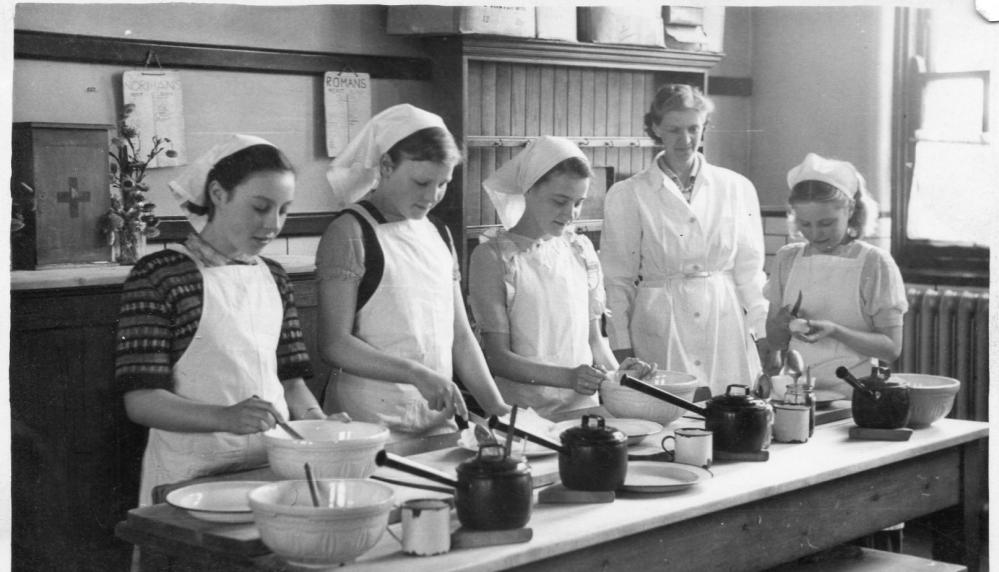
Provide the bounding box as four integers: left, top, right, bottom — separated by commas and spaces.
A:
114, 248, 314, 393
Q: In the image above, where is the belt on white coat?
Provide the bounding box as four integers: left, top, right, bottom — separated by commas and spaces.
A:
638, 270, 731, 288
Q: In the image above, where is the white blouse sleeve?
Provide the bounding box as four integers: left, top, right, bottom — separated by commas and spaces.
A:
860, 246, 909, 329
599, 182, 642, 351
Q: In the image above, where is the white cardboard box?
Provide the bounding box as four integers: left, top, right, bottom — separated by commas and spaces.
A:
536, 6, 576, 41
577, 7, 666, 47
386, 6, 535, 37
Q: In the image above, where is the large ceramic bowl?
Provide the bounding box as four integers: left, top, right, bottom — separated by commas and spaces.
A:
264, 420, 389, 480
249, 479, 394, 568
600, 370, 699, 425
893, 373, 962, 428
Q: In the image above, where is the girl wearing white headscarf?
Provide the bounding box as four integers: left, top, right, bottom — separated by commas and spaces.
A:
468, 136, 653, 420
116, 135, 338, 507
765, 153, 907, 397
317, 104, 510, 439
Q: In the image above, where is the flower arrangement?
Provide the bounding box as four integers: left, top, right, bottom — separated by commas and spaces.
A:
102, 103, 177, 264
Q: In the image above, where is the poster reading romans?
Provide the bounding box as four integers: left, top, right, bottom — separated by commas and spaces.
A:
122, 70, 187, 168
324, 71, 372, 157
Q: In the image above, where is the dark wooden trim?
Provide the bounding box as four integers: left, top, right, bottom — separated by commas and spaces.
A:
707, 76, 753, 97
14, 30, 433, 80
154, 211, 338, 242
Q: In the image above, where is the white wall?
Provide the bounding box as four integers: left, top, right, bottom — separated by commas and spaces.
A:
748, 6, 893, 211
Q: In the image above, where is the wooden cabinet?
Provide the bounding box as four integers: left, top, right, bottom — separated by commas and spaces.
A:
423, 37, 721, 264
10, 272, 327, 571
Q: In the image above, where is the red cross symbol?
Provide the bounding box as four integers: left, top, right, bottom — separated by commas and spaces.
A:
56, 177, 91, 218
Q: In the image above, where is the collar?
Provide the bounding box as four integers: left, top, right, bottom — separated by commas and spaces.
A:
184, 233, 259, 267
657, 153, 701, 188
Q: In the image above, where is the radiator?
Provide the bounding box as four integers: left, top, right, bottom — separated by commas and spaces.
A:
897, 286, 990, 421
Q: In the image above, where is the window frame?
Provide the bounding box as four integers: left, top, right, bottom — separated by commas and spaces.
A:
890, 7, 990, 287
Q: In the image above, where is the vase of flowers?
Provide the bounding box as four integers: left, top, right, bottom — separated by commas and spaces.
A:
102, 103, 177, 265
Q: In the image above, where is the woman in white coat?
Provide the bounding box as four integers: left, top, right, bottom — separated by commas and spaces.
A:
317, 104, 510, 440
600, 84, 770, 396
468, 136, 653, 420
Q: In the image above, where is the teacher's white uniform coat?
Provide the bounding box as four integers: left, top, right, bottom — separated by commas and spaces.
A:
600, 153, 768, 395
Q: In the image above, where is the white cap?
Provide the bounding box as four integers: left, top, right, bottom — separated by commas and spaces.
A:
168, 134, 276, 232
482, 136, 588, 229
325, 104, 449, 209
787, 152, 860, 197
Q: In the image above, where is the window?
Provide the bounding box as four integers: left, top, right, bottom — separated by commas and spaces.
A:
892, 5, 997, 286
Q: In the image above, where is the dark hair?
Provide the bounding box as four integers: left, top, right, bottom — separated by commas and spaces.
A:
186, 144, 295, 220
532, 156, 594, 189
788, 180, 872, 241
643, 84, 715, 145
386, 127, 462, 166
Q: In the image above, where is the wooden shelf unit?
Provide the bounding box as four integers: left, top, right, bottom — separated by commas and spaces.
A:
422, 36, 721, 268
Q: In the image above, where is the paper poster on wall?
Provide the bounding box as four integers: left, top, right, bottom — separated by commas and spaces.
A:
324, 71, 371, 157
122, 70, 187, 168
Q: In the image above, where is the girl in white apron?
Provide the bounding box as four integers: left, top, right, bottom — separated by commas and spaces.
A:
468, 136, 653, 420
116, 136, 342, 509
764, 153, 908, 397
317, 104, 510, 440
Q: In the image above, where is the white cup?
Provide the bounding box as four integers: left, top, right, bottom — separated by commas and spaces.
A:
661, 428, 713, 469
772, 403, 810, 443
399, 498, 451, 556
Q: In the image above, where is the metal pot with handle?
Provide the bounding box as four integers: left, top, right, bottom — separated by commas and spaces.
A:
836, 366, 911, 429
490, 414, 628, 491
620, 376, 772, 454
374, 443, 532, 531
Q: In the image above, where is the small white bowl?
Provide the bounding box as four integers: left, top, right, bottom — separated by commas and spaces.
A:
894, 373, 962, 428
249, 479, 394, 568
264, 420, 389, 480
600, 370, 699, 426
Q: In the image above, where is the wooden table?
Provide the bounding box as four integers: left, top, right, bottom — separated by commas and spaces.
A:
116, 417, 987, 572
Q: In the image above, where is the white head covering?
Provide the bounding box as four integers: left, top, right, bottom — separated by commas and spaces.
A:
787, 152, 879, 238
787, 153, 861, 197
325, 104, 449, 209
168, 134, 277, 232
482, 136, 589, 229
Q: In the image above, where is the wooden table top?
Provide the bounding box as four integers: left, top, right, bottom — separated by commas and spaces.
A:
123, 416, 988, 572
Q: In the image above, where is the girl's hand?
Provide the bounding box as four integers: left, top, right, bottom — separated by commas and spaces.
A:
794, 319, 836, 343
567, 364, 607, 396
220, 396, 279, 435
775, 303, 797, 333
413, 371, 469, 419
618, 357, 657, 379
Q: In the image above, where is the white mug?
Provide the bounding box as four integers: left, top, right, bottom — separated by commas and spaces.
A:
399, 498, 451, 556
661, 428, 713, 469
772, 403, 810, 443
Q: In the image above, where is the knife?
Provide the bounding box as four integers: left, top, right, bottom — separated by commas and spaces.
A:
790, 290, 803, 317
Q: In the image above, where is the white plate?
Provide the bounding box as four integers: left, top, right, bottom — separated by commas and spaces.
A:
552, 418, 664, 446
814, 390, 847, 408
618, 462, 712, 493
166, 481, 269, 523
457, 436, 557, 458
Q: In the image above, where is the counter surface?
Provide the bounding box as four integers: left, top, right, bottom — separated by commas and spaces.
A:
117, 417, 988, 571
11, 254, 317, 290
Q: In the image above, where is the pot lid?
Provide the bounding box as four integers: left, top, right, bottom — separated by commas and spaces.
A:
709, 384, 770, 411
457, 443, 530, 478
560, 415, 627, 446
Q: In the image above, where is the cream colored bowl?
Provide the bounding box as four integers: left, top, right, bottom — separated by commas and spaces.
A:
264, 420, 389, 480
600, 370, 699, 426
894, 373, 962, 428
249, 479, 394, 568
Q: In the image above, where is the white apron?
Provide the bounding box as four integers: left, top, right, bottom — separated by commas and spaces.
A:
784, 250, 874, 397
138, 253, 287, 506
327, 206, 457, 439
493, 233, 597, 420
